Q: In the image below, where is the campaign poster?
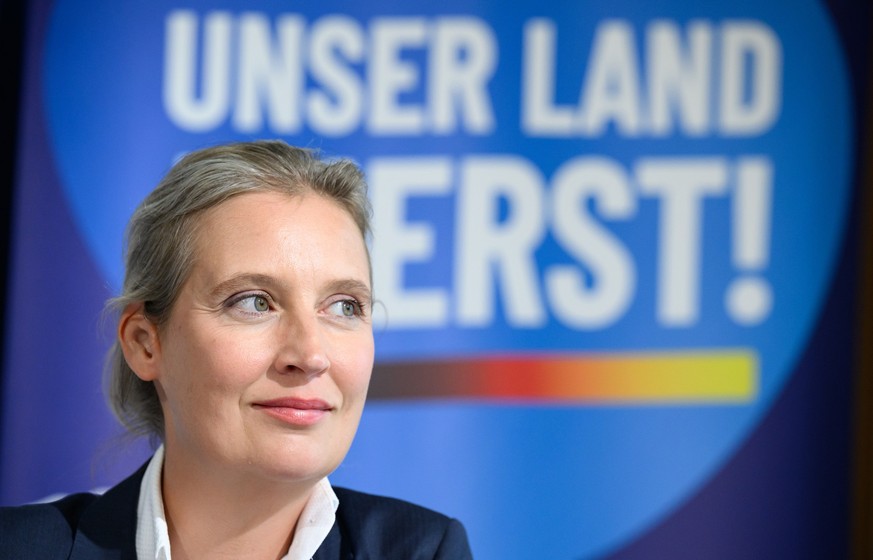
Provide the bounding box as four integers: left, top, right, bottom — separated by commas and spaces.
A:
1, 0, 861, 557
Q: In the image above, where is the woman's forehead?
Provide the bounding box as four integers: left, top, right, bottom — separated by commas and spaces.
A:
187, 191, 370, 285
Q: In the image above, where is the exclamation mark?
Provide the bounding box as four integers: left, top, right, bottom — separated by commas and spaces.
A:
726, 157, 773, 325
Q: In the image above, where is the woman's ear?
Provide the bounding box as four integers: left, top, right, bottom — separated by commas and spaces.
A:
118, 303, 162, 382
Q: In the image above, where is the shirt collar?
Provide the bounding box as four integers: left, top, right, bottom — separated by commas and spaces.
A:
135, 445, 338, 560
136, 445, 170, 560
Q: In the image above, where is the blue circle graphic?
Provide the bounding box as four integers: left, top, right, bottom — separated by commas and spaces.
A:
43, 1, 853, 557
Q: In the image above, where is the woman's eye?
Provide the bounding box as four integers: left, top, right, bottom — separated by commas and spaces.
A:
329, 299, 361, 318
252, 296, 269, 312
233, 294, 270, 314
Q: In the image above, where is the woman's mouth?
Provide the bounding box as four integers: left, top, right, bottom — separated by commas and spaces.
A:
252, 398, 332, 426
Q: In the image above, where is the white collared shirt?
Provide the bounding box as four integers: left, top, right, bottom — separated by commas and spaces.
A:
135, 446, 339, 560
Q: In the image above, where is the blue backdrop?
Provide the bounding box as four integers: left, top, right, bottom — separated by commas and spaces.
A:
1, 1, 863, 558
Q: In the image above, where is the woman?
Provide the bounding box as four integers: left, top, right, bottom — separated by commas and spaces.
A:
1, 140, 473, 559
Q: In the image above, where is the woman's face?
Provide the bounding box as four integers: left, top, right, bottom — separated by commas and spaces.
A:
151, 191, 373, 485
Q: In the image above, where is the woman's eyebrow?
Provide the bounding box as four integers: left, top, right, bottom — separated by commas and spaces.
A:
209, 274, 371, 300
325, 279, 372, 302
208, 273, 284, 299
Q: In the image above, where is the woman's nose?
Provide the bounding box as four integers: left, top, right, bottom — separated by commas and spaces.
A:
273, 312, 330, 377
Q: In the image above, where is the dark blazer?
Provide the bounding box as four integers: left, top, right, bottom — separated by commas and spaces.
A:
0, 463, 473, 559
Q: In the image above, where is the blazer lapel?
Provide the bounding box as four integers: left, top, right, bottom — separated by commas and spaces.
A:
312, 521, 342, 559
68, 462, 148, 560
312, 517, 359, 560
